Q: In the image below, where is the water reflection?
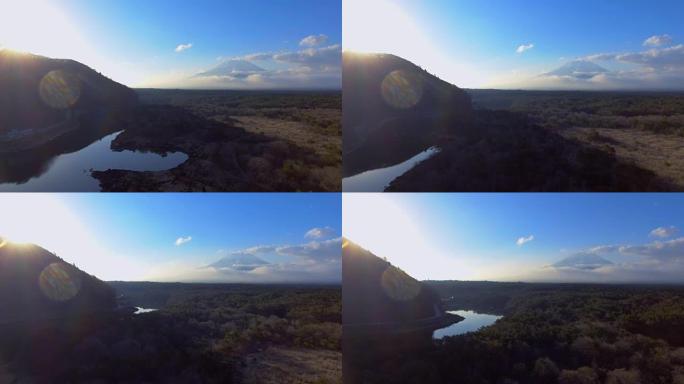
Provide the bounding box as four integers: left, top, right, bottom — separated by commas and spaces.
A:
433, 310, 502, 339
343, 147, 439, 192
134, 307, 158, 315
0, 130, 187, 192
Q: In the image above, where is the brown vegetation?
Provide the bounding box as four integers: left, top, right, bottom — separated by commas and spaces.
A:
92, 89, 341, 191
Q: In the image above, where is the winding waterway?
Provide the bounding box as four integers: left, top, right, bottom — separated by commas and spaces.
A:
342, 147, 439, 192
134, 307, 158, 315
433, 310, 502, 339
0, 131, 187, 192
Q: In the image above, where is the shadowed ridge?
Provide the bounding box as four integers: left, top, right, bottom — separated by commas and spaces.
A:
342, 238, 462, 384
0, 239, 116, 324
342, 238, 460, 330
342, 52, 474, 177
0, 50, 137, 140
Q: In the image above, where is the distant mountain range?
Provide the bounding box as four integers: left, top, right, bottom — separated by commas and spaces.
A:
0, 238, 115, 323
543, 60, 609, 80
195, 59, 266, 78
342, 52, 474, 177
0, 50, 137, 136
553, 253, 614, 270
208, 252, 270, 271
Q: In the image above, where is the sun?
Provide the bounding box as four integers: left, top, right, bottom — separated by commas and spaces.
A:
0, 194, 150, 281
344, 194, 444, 278
343, 0, 420, 54
0, 0, 90, 60
342, 0, 484, 88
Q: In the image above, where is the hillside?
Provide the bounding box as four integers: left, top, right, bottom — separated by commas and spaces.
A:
0, 50, 137, 147
342, 52, 473, 177
0, 239, 116, 324
342, 240, 461, 384
342, 239, 457, 330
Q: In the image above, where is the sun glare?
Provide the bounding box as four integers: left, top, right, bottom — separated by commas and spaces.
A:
0, 0, 90, 60
0, 1, 141, 87
343, 0, 420, 54
0, 195, 70, 245
343, 0, 486, 88
0, 195, 149, 281
343, 194, 473, 280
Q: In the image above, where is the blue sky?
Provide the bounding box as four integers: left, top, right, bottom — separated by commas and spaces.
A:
344, 193, 684, 283
344, 0, 684, 90
0, 0, 341, 88
0, 193, 341, 283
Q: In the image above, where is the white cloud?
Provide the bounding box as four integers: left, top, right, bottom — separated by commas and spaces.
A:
526, 236, 684, 283
175, 43, 193, 53
201, 237, 342, 283
277, 237, 342, 263
189, 44, 341, 89
174, 236, 192, 246
650, 226, 678, 238
619, 236, 684, 261
516, 43, 534, 54
586, 44, 684, 71
644, 34, 673, 47
501, 44, 684, 90
516, 235, 535, 246
273, 44, 342, 69
300, 34, 329, 47
305, 226, 335, 239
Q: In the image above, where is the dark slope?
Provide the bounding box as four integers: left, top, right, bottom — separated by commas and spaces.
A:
342, 239, 459, 330
342, 239, 462, 384
342, 52, 473, 177
0, 50, 137, 136
386, 108, 674, 191
0, 239, 116, 324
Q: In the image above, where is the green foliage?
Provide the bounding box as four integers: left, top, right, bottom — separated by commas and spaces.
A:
353, 282, 684, 383
4, 283, 341, 383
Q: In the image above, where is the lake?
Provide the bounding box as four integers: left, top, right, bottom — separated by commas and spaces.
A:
0, 131, 188, 192
134, 307, 158, 315
433, 310, 502, 339
342, 147, 439, 192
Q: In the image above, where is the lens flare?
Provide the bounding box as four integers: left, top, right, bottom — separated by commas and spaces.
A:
39, 70, 81, 109
381, 70, 423, 109
38, 262, 81, 302
380, 265, 421, 301
0, 237, 7, 249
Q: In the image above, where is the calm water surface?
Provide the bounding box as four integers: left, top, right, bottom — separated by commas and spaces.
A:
342, 147, 439, 192
134, 307, 158, 315
0, 131, 187, 192
433, 310, 502, 339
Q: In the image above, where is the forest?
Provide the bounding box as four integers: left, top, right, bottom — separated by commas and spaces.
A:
1, 282, 341, 383
368, 85, 684, 192
350, 281, 684, 384
465, 90, 684, 190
